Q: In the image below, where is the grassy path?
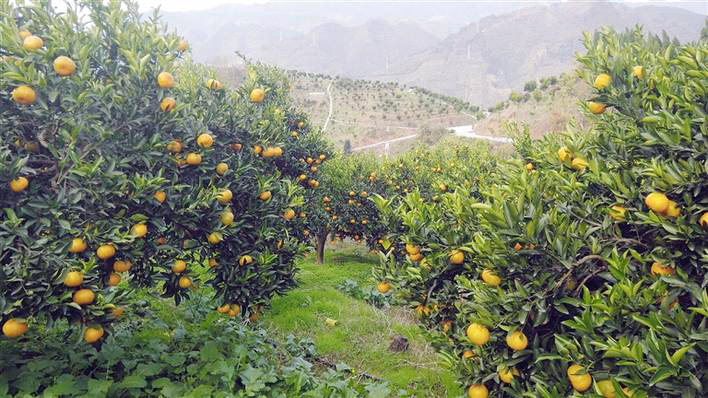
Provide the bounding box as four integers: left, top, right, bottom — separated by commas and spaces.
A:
262, 248, 461, 397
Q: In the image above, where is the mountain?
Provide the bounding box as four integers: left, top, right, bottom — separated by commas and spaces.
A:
371, 2, 705, 105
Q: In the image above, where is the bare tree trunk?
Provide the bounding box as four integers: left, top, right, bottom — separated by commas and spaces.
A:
316, 231, 327, 264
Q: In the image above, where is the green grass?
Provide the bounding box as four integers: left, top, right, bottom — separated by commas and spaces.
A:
263, 247, 462, 397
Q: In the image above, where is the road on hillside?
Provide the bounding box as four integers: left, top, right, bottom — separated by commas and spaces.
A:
449, 125, 513, 143
322, 81, 333, 132
352, 134, 419, 151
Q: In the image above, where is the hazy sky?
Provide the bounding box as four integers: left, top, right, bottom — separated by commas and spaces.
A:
134, 0, 707, 14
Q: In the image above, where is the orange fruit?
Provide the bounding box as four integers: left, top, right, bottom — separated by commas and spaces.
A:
208, 258, 218, 268
107, 272, 121, 286
73, 288, 95, 305
283, 209, 295, 220
253, 145, 263, 155
249, 88, 265, 103
481, 269, 501, 286
112, 307, 124, 317
558, 146, 571, 161
96, 244, 116, 260
645, 192, 669, 214
609, 205, 626, 221
22, 35, 43, 50
593, 73, 611, 90
215, 162, 229, 176
69, 238, 87, 253
632, 65, 643, 79
177, 39, 189, 52
185, 152, 201, 165
172, 260, 187, 274
166, 140, 182, 153
217, 189, 233, 204
160, 97, 176, 112
131, 223, 148, 238
206, 79, 223, 90
466, 323, 490, 346
2, 319, 28, 338
157, 71, 174, 88
208, 232, 223, 245
506, 330, 528, 351
259, 191, 272, 201
113, 260, 131, 272
376, 281, 391, 294
650, 261, 674, 276
449, 249, 465, 265
597, 379, 617, 398
467, 384, 488, 398
571, 157, 587, 171
197, 133, 214, 148
154, 191, 167, 203
514, 243, 522, 252
53, 56, 76, 76
178, 276, 192, 288
220, 210, 234, 226
665, 200, 680, 218
9, 176, 28, 192
499, 367, 520, 384
64, 271, 84, 287
588, 102, 607, 114
700, 212, 708, 228
11, 85, 36, 105
239, 255, 253, 266
567, 364, 592, 392
19, 30, 32, 39
83, 326, 104, 343
217, 304, 229, 314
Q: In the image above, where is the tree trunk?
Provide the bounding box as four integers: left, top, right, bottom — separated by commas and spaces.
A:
316, 231, 327, 264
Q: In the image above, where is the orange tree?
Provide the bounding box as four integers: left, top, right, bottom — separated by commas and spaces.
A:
372, 27, 707, 397
0, 0, 329, 342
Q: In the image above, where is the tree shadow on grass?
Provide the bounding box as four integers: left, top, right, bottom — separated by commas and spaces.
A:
325, 249, 378, 266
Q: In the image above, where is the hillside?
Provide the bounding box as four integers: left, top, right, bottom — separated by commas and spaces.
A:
214, 66, 482, 154
372, 2, 704, 105
162, 2, 705, 106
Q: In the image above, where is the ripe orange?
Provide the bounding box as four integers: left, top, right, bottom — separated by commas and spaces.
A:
107, 272, 121, 286
319, 154, 326, 161
609, 205, 626, 221
259, 191, 272, 201
217, 189, 233, 204
439, 183, 447, 192
112, 307, 124, 317
208, 258, 218, 268
650, 261, 674, 277
73, 288, 95, 305
558, 146, 571, 161
409, 252, 423, 262
567, 364, 592, 392
206, 79, 223, 90
154, 191, 167, 203
571, 157, 588, 171
596, 379, 616, 398
69, 238, 87, 253
131, 223, 148, 238
178, 276, 192, 288
467, 384, 488, 398
588, 102, 607, 114
157, 71, 174, 88
449, 249, 465, 265
506, 330, 528, 351
249, 88, 265, 103
239, 255, 253, 266
376, 281, 391, 293
632, 65, 643, 79
514, 243, 522, 252
19, 30, 32, 39
481, 269, 501, 286
217, 304, 229, 314
84, 326, 104, 343
11, 85, 36, 105
64, 271, 84, 287
96, 244, 116, 260
462, 350, 475, 359
700, 212, 708, 228
208, 232, 223, 245
283, 209, 295, 220
665, 200, 680, 218
177, 39, 189, 52
220, 210, 234, 226
2, 319, 28, 338
160, 97, 176, 112
466, 323, 490, 345
166, 140, 182, 153
53, 56, 76, 76
186, 152, 201, 165
645, 192, 669, 214
172, 260, 187, 274
593, 73, 611, 90
23, 35, 43, 50
298, 121, 305, 129
215, 162, 229, 176
253, 145, 263, 155
308, 179, 319, 188
113, 260, 131, 272
526, 163, 534, 171
9, 176, 29, 192
197, 133, 214, 148
231, 143, 243, 151
499, 367, 520, 384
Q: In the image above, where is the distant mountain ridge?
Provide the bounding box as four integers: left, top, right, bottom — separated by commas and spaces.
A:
161, 2, 705, 105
